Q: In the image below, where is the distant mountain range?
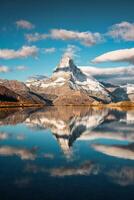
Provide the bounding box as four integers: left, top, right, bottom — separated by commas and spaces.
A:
0, 56, 134, 107
0, 79, 51, 107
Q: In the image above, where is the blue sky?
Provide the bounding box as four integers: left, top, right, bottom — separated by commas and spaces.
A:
0, 0, 134, 81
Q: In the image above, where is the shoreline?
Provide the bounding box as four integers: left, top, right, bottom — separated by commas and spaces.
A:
0, 102, 44, 108
0, 101, 134, 110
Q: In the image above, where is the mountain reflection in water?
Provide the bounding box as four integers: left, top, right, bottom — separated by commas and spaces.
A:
0, 106, 134, 200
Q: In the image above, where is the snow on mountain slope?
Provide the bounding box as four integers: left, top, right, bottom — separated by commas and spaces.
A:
127, 84, 134, 94
53, 56, 110, 94
26, 75, 48, 88
79, 66, 134, 85
26, 56, 112, 103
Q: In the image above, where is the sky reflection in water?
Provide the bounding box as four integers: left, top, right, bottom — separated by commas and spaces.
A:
0, 106, 134, 200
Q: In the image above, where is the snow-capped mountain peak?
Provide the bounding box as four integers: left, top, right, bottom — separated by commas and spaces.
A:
57, 55, 75, 69
26, 56, 112, 103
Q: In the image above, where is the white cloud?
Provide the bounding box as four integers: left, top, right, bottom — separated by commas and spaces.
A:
80, 65, 134, 85
25, 29, 102, 46
80, 65, 134, 76
0, 46, 38, 59
0, 65, 10, 73
16, 66, 28, 71
0, 65, 28, 73
62, 44, 79, 59
16, 20, 35, 30
92, 48, 134, 64
108, 21, 134, 41
25, 33, 49, 42
50, 29, 102, 46
44, 47, 56, 53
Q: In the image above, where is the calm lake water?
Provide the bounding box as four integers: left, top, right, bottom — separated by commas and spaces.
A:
0, 106, 134, 200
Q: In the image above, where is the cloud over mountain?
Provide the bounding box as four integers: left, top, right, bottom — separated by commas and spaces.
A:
62, 44, 79, 59
92, 48, 134, 64
80, 65, 134, 85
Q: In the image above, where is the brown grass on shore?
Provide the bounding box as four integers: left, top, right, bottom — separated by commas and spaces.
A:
0, 102, 44, 108
1, 100, 134, 111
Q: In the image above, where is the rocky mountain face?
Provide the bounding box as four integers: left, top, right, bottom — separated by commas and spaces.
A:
108, 84, 134, 102
80, 67, 134, 103
0, 85, 24, 102
0, 56, 134, 106
26, 56, 112, 105
79, 66, 134, 85
0, 79, 51, 105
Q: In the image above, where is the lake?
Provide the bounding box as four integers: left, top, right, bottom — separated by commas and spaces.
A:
0, 106, 134, 200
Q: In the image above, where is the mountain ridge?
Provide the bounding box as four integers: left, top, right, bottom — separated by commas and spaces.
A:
26, 55, 113, 105
0, 55, 134, 107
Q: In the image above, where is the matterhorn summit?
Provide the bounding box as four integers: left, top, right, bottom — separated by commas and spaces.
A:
53, 55, 83, 79
26, 55, 112, 105
57, 55, 75, 69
